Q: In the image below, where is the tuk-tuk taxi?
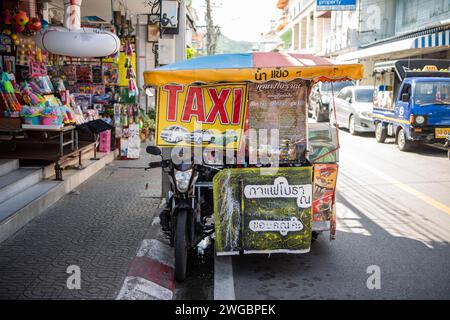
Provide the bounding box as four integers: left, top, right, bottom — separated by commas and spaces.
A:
144, 52, 363, 280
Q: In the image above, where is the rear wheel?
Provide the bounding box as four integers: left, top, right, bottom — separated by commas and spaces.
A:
312, 231, 321, 242
375, 122, 387, 143
397, 128, 413, 151
174, 209, 188, 282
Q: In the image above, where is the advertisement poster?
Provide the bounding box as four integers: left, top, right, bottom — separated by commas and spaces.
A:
213, 167, 313, 255
156, 82, 248, 149
312, 164, 338, 222
248, 79, 309, 162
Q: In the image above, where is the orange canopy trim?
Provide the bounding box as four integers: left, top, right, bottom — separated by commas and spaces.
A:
144, 52, 363, 87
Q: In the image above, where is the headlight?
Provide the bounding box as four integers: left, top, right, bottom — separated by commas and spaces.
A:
175, 169, 192, 193
415, 115, 425, 125
359, 111, 372, 119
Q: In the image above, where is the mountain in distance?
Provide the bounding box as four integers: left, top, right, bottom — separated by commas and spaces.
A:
215, 34, 257, 54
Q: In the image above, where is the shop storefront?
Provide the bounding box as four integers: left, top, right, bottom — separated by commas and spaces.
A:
0, 0, 147, 178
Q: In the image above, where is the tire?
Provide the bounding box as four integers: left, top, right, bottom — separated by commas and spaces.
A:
375, 122, 387, 143
312, 231, 320, 242
329, 109, 334, 125
397, 128, 412, 151
174, 209, 188, 282
349, 115, 357, 135
315, 104, 326, 122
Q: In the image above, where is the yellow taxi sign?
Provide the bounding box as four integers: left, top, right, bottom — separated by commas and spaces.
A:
155, 82, 248, 149
422, 65, 438, 71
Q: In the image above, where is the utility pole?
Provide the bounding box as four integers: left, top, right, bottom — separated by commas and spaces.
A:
205, 0, 219, 55
175, 0, 187, 62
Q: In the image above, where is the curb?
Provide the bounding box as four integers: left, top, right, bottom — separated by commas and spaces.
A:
117, 200, 176, 300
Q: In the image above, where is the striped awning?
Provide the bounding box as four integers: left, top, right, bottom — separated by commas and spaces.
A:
414, 29, 450, 49
144, 52, 363, 86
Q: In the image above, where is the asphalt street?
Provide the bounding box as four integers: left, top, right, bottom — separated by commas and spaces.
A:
0, 131, 449, 300
230, 129, 450, 299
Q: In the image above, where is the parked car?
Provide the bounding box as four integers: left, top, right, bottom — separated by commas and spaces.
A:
329, 86, 375, 135
309, 80, 355, 122
160, 125, 189, 143
185, 129, 215, 144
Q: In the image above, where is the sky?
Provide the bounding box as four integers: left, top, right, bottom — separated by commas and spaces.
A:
192, 0, 280, 42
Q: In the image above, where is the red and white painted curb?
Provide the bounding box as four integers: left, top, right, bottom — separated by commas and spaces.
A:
117, 238, 176, 300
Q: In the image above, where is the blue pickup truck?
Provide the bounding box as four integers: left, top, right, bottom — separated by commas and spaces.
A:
372, 59, 450, 158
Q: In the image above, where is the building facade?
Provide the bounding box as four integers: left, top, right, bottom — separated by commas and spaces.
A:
325, 0, 450, 83
274, 0, 450, 83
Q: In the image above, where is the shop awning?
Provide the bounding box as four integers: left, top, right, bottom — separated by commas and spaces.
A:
413, 29, 450, 49
337, 29, 450, 62
336, 38, 416, 61
144, 52, 363, 86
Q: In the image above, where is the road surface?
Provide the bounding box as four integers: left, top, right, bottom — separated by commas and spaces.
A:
224, 129, 450, 299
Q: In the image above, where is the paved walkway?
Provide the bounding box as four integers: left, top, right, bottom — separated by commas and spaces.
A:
0, 156, 162, 299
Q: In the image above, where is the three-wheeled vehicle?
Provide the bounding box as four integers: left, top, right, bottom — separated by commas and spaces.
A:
372, 59, 450, 158
143, 52, 363, 281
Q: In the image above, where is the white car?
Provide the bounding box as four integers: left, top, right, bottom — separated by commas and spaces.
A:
329, 86, 375, 135
160, 125, 189, 143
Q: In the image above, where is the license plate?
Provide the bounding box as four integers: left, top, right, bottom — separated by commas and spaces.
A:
435, 128, 450, 139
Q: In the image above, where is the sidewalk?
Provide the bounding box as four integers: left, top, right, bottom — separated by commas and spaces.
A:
0, 153, 162, 299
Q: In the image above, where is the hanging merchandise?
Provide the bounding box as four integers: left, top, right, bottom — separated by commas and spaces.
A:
123, 39, 138, 98
0, 72, 22, 114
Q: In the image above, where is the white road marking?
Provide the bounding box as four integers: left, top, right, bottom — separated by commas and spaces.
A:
116, 276, 173, 300
214, 256, 235, 300
136, 239, 174, 268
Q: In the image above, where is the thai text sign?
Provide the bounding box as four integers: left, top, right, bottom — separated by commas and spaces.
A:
213, 167, 312, 255
156, 82, 248, 148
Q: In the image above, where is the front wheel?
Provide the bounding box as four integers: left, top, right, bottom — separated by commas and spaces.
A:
375, 122, 387, 143
174, 209, 188, 282
397, 128, 413, 151
349, 115, 357, 135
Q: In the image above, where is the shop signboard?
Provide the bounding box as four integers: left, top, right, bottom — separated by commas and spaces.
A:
155, 82, 248, 149
213, 167, 313, 255
316, 0, 357, 11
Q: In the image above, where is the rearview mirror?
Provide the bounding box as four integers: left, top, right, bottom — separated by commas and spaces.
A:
401, 93, 410, 102
146, 146, 161, 156
346, 97, 352, 103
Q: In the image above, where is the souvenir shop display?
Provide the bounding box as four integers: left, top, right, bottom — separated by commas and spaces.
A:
0, 0, 142, 160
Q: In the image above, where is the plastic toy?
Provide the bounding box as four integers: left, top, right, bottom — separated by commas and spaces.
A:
27, 17, 42, 32
13, 11, 29, 26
